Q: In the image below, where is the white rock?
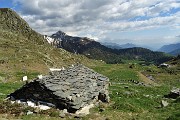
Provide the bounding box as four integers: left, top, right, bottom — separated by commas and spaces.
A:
27, 101, 35, 107
161, 100, 169, 107
16, 100, 21, 104
49, 68, 62, 71
62, 67, 65, 70
38, 75, 43, 79
22, 76, 27, 81
27, 110, 33, 115
67, 96, 72, 100
63, 109, 68, 114
39, 104, 50, 110
75, 104, 94, 115
76, 94, 80, 97
11, 101, 15, 104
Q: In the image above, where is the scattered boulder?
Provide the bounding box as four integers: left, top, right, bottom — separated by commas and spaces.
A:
158, 63, 170, 68
59, 111, 66, 118
75, 104, 94, 115
129, 64, 135, 69
26, 110, 33, 115
161, 100, 169, 107
165, 88, 180, 99
63, 109, 68, 114
124, 91, 131, 95
22, 76, 27, 81
147, 75, 155, 81
99, 108, 105, 112
37, 75, 43, 79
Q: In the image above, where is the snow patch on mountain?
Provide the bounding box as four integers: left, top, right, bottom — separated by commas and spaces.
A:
44, 35, 62, 48
44, 35, 55, 44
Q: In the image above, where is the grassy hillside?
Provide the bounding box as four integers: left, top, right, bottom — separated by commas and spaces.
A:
0, 8, 102, 82
88, 63, 180, 120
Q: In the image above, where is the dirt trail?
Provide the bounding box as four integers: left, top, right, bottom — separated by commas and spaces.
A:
138, 72, 158, 86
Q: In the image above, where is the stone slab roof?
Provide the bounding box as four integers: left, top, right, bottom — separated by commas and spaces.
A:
8, 64, 109, 112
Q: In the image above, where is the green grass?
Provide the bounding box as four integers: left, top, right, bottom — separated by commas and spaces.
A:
0, 82, 23, 101
92, 63, 180, 120
0, 63, 179, 119
92, 64, 139, 82
0, 73, 6, 77
15, 71, 40, 81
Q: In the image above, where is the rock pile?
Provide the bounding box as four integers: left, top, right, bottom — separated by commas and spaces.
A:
165, 88, 180, 99
8, 64, 109, 113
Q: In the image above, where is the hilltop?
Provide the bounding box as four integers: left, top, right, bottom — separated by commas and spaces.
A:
0, 8, 101, 82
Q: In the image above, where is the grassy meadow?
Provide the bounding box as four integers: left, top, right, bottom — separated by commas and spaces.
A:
0, 62, 179, 120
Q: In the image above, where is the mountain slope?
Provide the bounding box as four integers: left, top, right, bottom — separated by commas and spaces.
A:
0, 8, 101, 82
49, 31, 172, 64
169, 48, 180, 56
168, 55, 180, 65
158, 43, 180, 53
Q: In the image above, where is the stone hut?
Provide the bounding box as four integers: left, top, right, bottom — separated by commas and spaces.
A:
8, 64, 109, 113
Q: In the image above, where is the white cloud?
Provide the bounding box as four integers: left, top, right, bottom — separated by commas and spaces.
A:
111, 15, 179, 31
13, 0, 180, 48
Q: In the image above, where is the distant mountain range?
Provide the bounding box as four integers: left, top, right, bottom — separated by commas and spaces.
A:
101, 42, 137, 49
158, 43, 180, 56
101, 42, 155, 51
45, 31, 173, 64
169, 48, 180, 56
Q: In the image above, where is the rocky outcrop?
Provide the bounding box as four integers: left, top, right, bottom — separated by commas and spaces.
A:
8, 64, 109, 113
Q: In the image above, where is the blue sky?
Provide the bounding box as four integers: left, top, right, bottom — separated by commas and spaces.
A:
0, 0, 18, 10
0, 0, 13, 7
0, 0, 180, 49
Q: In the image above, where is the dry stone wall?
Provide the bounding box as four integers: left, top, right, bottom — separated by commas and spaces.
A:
8, 64, 109, 113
